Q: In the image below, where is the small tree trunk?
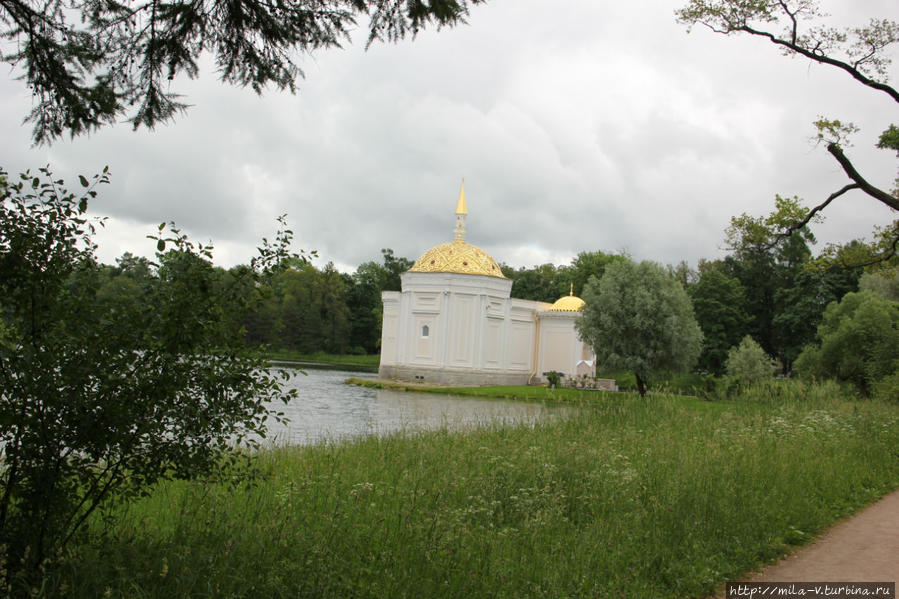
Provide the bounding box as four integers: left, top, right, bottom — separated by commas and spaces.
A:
635, 373, 647, 397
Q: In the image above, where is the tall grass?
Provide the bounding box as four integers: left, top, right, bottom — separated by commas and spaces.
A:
43, 381, 898, 598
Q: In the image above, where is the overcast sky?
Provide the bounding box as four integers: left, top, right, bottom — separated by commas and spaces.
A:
1, 0, 896, 273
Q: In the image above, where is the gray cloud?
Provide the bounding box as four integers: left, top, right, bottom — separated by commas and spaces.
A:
1, 0, 895, 272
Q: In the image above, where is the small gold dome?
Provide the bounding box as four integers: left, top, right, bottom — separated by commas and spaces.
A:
548, 293, 586, 312
409, 240, 506, 279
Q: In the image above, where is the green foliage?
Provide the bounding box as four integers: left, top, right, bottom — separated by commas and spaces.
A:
773, 265, 859, 369
274, 262, 352, 354
2, 0, 485, 143
726, 336, 778, 385
877, 124, 899, 199
878, 125, 899, 152
724, 196, 819, 253
506, 262, 569, 303
569, 250, 629, 296
689, 268, 750, 374
38, 383, 899, 598
872, 370, 899, 402
0, 167, 296, 591
344, 249, 413, 353
576, 259, 703, 396
667, 260, 698, 288
795, 291, 899, 395
502, 251, 628, 304
718, 196, 858, 372
859, 269, 899, 301
544, 370, 562, 388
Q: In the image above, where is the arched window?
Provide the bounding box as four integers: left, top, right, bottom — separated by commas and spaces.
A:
421, 325, 430, 338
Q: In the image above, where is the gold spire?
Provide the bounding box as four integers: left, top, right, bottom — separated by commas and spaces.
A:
570, 282, 574, 296
455, 179, 467, 215
409, 180, 507, 279
453, 179, 467, 242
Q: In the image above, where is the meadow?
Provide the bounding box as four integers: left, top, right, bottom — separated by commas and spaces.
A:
41, 381, 898, 598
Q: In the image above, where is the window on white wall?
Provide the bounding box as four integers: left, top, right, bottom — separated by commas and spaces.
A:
421, 325, 430, 338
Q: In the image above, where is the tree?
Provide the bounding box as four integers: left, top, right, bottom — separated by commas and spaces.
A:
859, 269, 899, 301
506, 262, 569, 303
717, 194, 860, 372
794, 290, 899, 395
725, 335, 778, 385
380, 248, 414, 292
1, 0, 485, 144
689, 267, 749, 374
347, 260, 389, 353
272, 261, 351, 353
0, 167, 296, 589
344, 248, 412, 353
771, 264, 858, 370
576, 259, 703, 396
568, 250, 628, 297
677, 0, 899, 265
667, 260, 699, 289
721, 196, 818, 366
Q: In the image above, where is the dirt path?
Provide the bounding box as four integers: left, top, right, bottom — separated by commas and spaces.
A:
710, 489, 899, 597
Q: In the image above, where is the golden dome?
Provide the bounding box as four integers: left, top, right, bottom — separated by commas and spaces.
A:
548, 287, 586, 312
409, 240, 507, 279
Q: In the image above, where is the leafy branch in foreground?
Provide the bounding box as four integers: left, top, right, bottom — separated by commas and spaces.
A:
0, 166, 297, 593
677, 0, 899, 266
1, 0, 485, 144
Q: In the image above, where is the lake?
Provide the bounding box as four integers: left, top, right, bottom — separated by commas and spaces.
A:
259, 367, 572, 446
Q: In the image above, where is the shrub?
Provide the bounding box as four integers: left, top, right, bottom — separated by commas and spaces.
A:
873, 370, 899, 402
794, 291, 899, 396
726, 336, 778, 385
0, 168, 295, 590
545, 371, 562, 388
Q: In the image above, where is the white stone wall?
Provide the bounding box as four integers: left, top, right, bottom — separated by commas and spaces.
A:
534, 310, 595, 384
378, 272, 596, 386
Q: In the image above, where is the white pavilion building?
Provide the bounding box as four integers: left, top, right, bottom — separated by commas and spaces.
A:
378, 185, 596, 386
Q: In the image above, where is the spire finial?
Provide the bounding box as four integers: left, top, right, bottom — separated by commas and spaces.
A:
453, 179, 467, 241
570, 283, 574, 296
456, 179, 467, 215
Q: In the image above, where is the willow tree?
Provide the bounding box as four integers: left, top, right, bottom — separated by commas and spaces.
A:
577, 260, 703, 396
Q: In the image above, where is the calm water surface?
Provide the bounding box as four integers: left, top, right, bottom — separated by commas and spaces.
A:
260, 367, 572, 446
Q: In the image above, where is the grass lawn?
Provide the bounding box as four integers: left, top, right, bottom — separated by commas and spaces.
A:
45, 380, 899, 598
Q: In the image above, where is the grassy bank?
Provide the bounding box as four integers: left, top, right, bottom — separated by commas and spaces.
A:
261, 350, 380, 370
345, 377, 609, 402
46, 381, 898, 598
345, 379, 720, 408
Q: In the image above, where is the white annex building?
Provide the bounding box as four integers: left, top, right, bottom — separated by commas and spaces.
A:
378, 185, 596, 386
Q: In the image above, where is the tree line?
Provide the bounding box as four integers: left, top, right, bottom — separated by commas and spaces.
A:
87, 194, 891, 387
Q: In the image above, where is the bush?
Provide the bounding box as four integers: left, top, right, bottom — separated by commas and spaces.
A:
726, 336, 778, 385
545, 370, 562, 388
0, 168, 296, 590
794, 291, 899, 396
873, 370, 899, 402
